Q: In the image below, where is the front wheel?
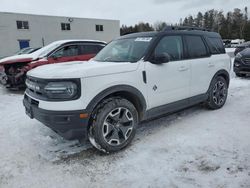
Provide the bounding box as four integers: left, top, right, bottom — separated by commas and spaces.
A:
88, 98, 138, 153
206, 76, 228, 110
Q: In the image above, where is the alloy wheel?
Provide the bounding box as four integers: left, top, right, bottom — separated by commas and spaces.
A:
102, 107, 134, 146
212, 80, 227, 106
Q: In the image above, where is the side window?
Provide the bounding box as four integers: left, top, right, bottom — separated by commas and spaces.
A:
97, 45, 105, 51
154, 35, 183, 61
79, 44, 102, 55
96, 25, 104, 32
17, 21, 29, 30
61, 23, 71, 31
52, 45, 79, 57
186, 35, 208, 58
207, 37, 225, 54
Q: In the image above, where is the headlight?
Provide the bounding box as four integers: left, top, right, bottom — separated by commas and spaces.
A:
26, 79, 41, 91
234, 61, 241, 67
235, 53, 242, 59
44, 81, 78, 99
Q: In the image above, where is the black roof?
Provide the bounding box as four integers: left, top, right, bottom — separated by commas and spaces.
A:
118, 29, 221, 40
119, 31, 158, 39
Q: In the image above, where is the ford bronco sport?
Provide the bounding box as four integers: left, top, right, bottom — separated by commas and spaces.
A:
23, 26, 231, 153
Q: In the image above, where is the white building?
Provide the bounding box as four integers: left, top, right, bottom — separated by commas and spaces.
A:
0, 12, 120, 57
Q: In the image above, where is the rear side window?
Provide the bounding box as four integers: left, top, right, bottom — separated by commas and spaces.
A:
79, 44, 104, 55
185, 36, 209, 58
207, 37, 225, 54
154, 35, 183, 61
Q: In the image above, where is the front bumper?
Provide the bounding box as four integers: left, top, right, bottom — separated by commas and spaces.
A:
23, 94, 89, 140
234, 59, 250, 74
234, 66, 250, 74
0, 66, 26, 89
0, 71, 7, 85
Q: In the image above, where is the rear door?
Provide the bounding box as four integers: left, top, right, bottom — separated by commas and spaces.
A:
184, 35, 214, 96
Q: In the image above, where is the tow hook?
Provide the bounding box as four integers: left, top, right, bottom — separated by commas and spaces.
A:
0, 71, 8, 85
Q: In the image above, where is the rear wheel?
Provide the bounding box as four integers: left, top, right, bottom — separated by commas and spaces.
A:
88, 98, 138, 153
206, 76, 228, 110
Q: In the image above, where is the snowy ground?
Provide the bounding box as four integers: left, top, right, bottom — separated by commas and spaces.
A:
1, 65, 250, 187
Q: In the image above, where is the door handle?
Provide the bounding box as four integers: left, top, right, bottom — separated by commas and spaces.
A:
178, 66, 188, 72
208, 62, 215, 67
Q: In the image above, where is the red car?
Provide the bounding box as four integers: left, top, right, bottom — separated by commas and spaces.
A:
0, 40, 106, 89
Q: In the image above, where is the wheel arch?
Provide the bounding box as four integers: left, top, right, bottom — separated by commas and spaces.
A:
208, 69, 230, 91
86, 85, 147, 122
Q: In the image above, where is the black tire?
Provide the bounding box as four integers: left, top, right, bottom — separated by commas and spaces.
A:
88, 97, 138, 153
206, 76, 228, 110
236, 73, 246, 77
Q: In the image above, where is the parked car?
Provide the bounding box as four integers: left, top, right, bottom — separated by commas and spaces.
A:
23, 27, 231, 153
15, 47, 41, 55
234, 41, 250, 56
231, 39, 245, 48
234, 48, 250, 77
223, 39, 232, 48
0, 40, 106, 89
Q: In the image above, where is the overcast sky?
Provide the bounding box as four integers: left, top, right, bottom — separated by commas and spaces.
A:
0, 0, 248, 25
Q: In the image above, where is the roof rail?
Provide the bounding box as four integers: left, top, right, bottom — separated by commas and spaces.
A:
162, 26, 210, 32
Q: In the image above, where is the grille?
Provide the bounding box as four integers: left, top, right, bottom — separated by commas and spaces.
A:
25, 76, 81, 101
26, 76, 47, 97
244, 57, 250, 65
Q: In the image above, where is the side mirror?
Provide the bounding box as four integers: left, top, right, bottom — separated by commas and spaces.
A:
150, 53, 170, 64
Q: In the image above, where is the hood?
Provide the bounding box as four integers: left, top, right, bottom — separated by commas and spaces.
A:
0, 54, 37, 65
240, 48, 250, 58
27, 60, 139, 79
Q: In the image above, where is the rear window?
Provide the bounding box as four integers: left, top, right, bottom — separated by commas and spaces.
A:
79, 44, 104, 55
207, 37, 225, 54
185, 35, 209, 58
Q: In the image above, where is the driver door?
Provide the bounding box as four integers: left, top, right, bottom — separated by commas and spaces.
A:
48, 45, 79, 64
145, 35, 191, 109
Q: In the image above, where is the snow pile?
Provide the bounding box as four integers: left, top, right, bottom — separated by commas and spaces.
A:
0, 76, 250, 188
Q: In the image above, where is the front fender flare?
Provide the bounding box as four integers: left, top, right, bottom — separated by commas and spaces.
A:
86, 85, 147, 119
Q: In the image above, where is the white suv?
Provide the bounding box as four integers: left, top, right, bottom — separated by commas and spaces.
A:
23, 27, 231, 152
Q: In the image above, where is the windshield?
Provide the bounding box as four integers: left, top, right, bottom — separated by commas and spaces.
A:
94, 37, 154, 62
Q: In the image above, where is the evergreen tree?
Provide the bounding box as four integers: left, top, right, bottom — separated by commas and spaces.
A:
195, 12, 203, 27
203, 12, 210, 29
120, 7, 250, 40
154, 21, 167, 31
120, 22, 154, 35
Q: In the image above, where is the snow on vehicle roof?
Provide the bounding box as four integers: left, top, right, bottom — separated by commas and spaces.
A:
33, 39, 106, 58
0, 39, 106, 64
